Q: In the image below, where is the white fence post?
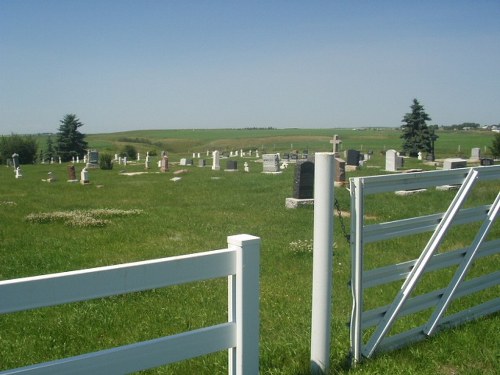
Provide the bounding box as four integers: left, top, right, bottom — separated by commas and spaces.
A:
227, 234, 261, 375
310, 153, 335, 374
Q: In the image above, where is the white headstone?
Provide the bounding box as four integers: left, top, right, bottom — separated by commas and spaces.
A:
263, 154, 281, 173
470, 147, 481, 160
212, 150, 220, 170
244, 162, 249, 172
15, 167, 23, 178
386, 149, 399, 172
80, 167, 89, 184
180, 158, 187, 166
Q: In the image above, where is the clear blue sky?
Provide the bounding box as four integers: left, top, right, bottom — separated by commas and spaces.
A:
1, 0, 499, 134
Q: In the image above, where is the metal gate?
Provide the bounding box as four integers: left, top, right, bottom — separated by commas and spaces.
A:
349, 165, 500, 363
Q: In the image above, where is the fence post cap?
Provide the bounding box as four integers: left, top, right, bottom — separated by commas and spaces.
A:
227, 234, 260, 247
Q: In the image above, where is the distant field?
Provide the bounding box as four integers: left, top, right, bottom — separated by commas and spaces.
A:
81, 128, 496, 160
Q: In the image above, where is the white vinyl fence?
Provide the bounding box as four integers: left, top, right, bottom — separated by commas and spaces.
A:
0, 234, 260, 375
349, 165, 500, 362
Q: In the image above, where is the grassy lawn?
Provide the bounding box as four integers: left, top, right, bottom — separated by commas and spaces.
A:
1, 129, 498, 374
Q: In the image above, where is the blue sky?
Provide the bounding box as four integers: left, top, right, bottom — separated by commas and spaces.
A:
1, 1, 499, 134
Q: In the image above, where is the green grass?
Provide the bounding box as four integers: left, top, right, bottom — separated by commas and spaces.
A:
1, 129, 499, 374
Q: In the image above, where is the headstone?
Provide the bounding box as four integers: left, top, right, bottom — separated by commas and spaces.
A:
385, 149, 404, 171
86, 150, 99, 168
72, 156, 75, 163
198, 159, 206, 167
15, 167, 23, 179
186, 159, 193, 166
262, 154, 280, 173
470, 147, 481, 160
293, 161, 314, 199
145, 156, 151, 169
67, 165, 77, 181
11, 153, 20, 169
255, 150, 259, 158
47, 172, 57, 183
179, 158, 187, 166
244, 162, 249, 172
76, 156, 80, 163
212, 151, 220, 170
334, 158, 346, 186
330, 135, 342, 155
226, 160, 238, 171
137, 153, 140, 161
123, 157, 127, 166
160, 155, 169, 172
418, 151, 423, 160
480, 158, 494, 166
80, 167, 89, 184
58, 157, 62, 164
443, 158, 467, 170
346, 150, 360, 166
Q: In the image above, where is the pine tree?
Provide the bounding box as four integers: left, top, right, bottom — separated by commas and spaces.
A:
55, 114, 88, 161
400, 99, 432, 157
489, 133, 500, 158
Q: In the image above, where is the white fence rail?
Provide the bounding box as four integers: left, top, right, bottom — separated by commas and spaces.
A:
350, 165, 500, 363
0, 234, 260, 375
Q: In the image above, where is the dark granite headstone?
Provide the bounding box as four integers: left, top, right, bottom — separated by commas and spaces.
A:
480, 158, 494, 166
186, 159, 193, 166
293, 161, 314, 199
67, 165, 76, 180
346, 150, 360, 166
226, 160, 238, 170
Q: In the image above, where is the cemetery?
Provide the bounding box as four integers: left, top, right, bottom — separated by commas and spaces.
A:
0, 128, 499, 374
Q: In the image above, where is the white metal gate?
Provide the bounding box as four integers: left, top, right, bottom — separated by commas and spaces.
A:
349, 165, 500, 363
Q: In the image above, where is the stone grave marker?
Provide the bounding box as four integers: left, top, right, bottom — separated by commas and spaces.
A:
387, 150, 404, 171
346, 149, 360, 166
334, 158, 346, 186
198, 159, 206, 167
480, 158, 494, 166
226, 160, 238, 171
330, 134, 342, 155
12, 153, 20, 169
86, 150, 99, 168
179, 158, 187, 166
470, 147, 481, 160
262, 153, 281, 173
212, 150, 220, 170
285, 161, 315, 208
15, 167, 23, 179
160, 152, 169, 172
67, 165, 78, 182
80, 167, 89, 184
443, 158, 467, 170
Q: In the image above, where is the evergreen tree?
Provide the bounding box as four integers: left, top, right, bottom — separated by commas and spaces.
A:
55, 114, 88, 161
400, 99, 432, 156
489, 133, 500, 158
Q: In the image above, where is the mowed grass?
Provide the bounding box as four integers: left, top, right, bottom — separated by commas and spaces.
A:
1, 129, 499, 374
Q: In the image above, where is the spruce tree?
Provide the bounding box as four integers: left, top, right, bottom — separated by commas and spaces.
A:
55, 114, 88, 161
400, 99, 432, 157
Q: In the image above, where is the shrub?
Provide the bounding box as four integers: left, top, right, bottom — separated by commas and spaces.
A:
99, 153, 113, 170
122, 144, 137, 159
